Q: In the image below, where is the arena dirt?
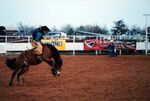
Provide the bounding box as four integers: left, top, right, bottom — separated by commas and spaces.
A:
0, 55, 150, 101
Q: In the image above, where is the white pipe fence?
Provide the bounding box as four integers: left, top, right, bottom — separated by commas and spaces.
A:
0, 36, 150, 55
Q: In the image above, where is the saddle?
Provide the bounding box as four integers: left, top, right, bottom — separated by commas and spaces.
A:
31, 41, 43, 55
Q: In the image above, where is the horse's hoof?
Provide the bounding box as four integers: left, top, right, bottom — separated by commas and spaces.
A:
17, 82, 23, 86
18, 84, 23, 86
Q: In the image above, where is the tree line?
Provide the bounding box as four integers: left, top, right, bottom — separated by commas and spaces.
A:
0, 19, 146, 36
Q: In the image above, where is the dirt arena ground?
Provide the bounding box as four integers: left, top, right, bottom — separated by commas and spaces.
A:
0, 55, 150, 101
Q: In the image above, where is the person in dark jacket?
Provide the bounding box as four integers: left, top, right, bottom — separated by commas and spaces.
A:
108, 40, 115, 57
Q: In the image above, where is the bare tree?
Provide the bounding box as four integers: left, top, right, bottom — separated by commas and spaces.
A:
130, 25, 145, 35
17, 22, 35, 36
51, 26, 58, 31
61, 24, 74, 35
77, 25, 108, 34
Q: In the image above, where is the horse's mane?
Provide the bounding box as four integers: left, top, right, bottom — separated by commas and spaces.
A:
45, 44, 63, 68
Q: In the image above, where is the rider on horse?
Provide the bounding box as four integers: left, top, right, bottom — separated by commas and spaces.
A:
32, 26, 50, 61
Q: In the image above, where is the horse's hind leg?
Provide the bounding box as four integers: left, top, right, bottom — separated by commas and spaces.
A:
9, 69, 19, 86
17, 67, 29, 85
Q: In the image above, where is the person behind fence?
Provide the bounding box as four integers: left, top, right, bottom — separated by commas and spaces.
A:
31, 26, 50, 61
108, 40, 115, 57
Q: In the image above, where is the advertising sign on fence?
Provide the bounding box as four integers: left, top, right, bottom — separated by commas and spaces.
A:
41, 39, 66, 50
84, 39, 136, 51
84, 39, 108, 51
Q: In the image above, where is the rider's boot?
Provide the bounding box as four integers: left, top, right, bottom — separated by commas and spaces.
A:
36, 55, 42, 62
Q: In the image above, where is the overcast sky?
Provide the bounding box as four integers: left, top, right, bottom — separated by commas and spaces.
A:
0, 0, 150, 29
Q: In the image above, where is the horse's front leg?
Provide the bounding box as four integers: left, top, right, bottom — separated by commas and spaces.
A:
43, 57, 54, 67
46, 60, 54, 67
17, 66, 29, 85
9, 69, 19, 86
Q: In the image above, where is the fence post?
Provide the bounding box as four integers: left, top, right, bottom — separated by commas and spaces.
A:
99, 50, 101, 54
5, 36, 7, 55
119, 49, 122, 55
95, 36, 98, 55
28, 36, 30, 43
5, 36, 7, 43
73, 35, 75, 55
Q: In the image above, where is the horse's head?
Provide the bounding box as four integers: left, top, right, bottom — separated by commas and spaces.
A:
43, 44, 63, 78
51, 59, 62, 78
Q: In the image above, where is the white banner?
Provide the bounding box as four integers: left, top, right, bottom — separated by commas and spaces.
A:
0, 43, 6, 53
136, 42, 150, 50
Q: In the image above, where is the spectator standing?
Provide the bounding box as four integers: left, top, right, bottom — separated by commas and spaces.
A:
108, 40, 115, 57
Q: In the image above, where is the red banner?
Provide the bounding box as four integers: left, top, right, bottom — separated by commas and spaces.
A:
84, 39, 109, 51
84, 39, 136, 51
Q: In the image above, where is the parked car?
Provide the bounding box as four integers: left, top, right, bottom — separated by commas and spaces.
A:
44, 32, 67, 39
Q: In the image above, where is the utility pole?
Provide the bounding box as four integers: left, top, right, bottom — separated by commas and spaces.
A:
143, 14, 150, 55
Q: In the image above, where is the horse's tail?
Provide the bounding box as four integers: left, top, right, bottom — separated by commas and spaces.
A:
6, 58, 16, 70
